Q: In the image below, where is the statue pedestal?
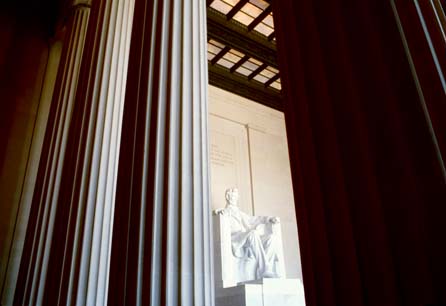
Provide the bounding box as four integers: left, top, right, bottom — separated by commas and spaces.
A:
213, 213, 304, 305
213, 213, 286, 288
215, 278, 306, 306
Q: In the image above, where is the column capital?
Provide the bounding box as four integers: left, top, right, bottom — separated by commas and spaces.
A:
71, 0, 91, 8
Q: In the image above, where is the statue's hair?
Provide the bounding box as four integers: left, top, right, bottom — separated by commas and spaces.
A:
225, 187, 238, 200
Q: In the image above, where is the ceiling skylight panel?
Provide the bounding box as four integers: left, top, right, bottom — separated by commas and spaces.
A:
210, 0, 232, 14
209, 39, 225, 49
249, 57, 262, 65
259, 67, 276, 79
235, 66, 252, 76
217, 58, 235, 69
263, 13, 274, 27
254, 22, 274, 36
270, 79, 282, 90
222, 0, 239, 6
233, 11, 254, 26
208, 42, 223, 55
253, 74, 269, 83
241, 58, 261, 71
208, 52, 216, 61
240, 2, 263, 19
230, 49, 245, 57
223, 52, 241, 64
266, 66, 279, 74
249, 0, 269, 10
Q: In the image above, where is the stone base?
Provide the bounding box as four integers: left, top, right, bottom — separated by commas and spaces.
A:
215, 278, 305, 306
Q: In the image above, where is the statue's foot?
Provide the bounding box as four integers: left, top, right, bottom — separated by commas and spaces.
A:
262, 270, 278, 278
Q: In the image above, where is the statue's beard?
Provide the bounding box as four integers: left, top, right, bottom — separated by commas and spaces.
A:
226, 203, 238, 209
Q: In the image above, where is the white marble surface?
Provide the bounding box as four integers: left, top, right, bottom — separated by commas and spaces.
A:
209, 85, 302, 280
262, 278, 306, 306
214, 192, 285, 288
209, 115, 253, 215
215, 278, 306, 306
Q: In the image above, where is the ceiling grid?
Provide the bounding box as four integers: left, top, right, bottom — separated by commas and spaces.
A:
207, 0, 282, 110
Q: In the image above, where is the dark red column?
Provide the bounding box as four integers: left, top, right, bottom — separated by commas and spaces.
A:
273, 1, 446, 305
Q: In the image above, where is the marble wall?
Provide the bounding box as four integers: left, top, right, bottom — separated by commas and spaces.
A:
209, 85, 303, 280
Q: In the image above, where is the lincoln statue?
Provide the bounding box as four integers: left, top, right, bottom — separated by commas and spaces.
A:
214, 188, 283, 280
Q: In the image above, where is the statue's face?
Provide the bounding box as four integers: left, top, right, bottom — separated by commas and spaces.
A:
226, 188, 239, 206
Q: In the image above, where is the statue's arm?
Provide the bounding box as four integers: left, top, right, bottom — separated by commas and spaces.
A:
269, 216, 280, 224
243, 214, 275, 229
250, 215, 280, 226
213, 208, 227, 216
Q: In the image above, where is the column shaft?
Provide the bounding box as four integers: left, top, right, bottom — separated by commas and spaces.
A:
0, 20, 64, 306
14, 4, 91, 306
108, 0, 213, 305
14, 0, 135, 304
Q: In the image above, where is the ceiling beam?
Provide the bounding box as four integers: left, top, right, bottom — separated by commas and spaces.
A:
208, 64, 282, 111
248, 63, 268, 80
264, 73, 280, 87
230, 55, 250, 73
247, 5, 272, 32
227, 0, 249, 20
211, 46, 230, 65
207, 7, 278, 68
267, 31, 275, 41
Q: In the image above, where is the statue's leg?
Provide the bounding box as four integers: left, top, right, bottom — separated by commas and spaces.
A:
261, 234, 281, 277
246, 230, 268, 278
261, 234, 277, 261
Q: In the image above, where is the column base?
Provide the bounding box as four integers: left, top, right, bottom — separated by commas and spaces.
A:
216, 278, 306, 306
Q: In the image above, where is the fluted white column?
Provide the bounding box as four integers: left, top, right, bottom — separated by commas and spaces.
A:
12, 2, 91, 306
107, 0, 213, 305
56, 0, 135, 304
13, 0, 135, 304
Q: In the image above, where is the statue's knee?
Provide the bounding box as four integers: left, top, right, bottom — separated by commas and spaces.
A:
247, 230, 260, 243
264, 234, 274, 244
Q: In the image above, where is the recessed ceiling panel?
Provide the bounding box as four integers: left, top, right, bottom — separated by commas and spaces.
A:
207, 0, 283, 108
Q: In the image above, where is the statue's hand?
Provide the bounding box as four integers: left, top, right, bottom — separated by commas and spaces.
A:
269, 217, 280, 224
214, 208, 227, 216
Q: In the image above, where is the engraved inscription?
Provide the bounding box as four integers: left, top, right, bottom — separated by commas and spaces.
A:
211, 143, 235, 167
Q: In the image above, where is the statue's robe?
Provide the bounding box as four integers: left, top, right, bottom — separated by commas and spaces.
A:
224, 204, 282, 279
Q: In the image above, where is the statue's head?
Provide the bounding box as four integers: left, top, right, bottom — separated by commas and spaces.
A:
225, 187, 239, 206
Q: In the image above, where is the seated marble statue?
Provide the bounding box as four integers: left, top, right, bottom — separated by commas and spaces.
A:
215, 187, 283, 280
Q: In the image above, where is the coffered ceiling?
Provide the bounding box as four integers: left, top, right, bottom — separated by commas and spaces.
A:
206, 0, 282, 110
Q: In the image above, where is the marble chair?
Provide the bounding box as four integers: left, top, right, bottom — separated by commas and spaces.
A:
213, 213, 286, 289
213, 213, 310, 306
